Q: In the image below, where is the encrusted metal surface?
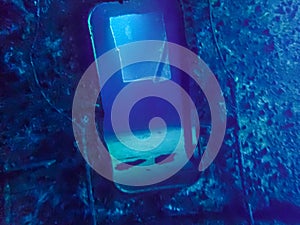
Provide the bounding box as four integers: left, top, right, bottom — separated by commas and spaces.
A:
1, 0, 299, 224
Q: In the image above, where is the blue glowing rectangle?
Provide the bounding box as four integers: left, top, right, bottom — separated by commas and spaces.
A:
109, 13, 171, 82
88, 0, 200, 193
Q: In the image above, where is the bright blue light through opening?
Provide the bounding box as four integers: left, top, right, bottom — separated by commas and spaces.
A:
109, 13, 171, 82
88, 0, 201, 192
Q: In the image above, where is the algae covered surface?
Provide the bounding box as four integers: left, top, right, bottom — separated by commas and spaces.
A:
1, 0, 299, 224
